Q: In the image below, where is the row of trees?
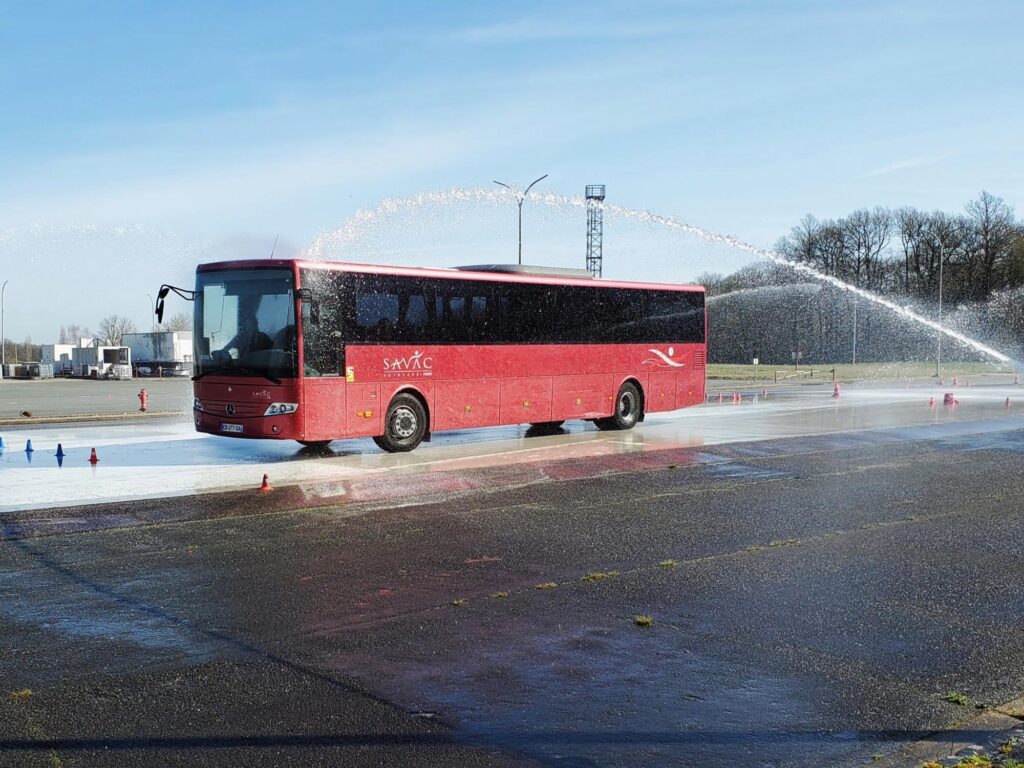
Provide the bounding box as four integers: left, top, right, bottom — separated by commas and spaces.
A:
698, 192, 1024, 365
1, 337, 41, 365
768, 191, 1024, 304
56, 312, 191, 347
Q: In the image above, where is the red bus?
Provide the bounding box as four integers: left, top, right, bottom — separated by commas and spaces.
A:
157, 260, 706, 452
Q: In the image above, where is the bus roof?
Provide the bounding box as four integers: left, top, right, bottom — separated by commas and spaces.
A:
197, 259, 705, 293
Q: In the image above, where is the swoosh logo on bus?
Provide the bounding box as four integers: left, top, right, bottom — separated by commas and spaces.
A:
642, 348, 686, 368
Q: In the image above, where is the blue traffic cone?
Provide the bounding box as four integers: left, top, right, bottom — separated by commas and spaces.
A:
56, 454, 64, 468
25, 439, 34, 453
0, 435, 5, 450
55, 443, 65, 458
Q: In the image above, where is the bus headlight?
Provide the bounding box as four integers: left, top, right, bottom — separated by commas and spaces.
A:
193, 398, 204, 412
264, 403, 298, 416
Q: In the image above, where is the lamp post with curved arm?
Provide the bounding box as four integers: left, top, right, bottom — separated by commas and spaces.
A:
1, 280, 8, 379
493, 174, 548, 265
146, 293, 155, 332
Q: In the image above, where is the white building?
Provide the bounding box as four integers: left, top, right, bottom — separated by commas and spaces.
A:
123, 331, 193, 377
41, 344, 77, 375
71, 339, 132, 379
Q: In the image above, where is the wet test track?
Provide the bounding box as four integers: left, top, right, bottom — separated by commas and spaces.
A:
2, 384, 1024, 766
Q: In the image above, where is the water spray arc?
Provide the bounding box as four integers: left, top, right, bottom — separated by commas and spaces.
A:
588, 196, 1014, 367
304, 187, 1018, 369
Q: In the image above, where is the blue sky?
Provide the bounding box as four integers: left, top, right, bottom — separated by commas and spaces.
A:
1, 0, 1022, 340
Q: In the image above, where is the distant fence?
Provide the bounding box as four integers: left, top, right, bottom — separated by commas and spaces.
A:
774, 369, 820, 383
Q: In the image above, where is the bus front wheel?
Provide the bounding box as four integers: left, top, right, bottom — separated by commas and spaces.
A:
595, 382, 642, 431
373, 393, 428, 453
298, 440, 332, 450
528, 420, 565, 433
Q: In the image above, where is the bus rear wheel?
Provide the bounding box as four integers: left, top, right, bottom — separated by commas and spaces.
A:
373, 393, 428, 453
595, 382, 642, 431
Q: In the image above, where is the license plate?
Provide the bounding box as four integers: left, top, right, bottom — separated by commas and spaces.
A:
220, 423, 244, 433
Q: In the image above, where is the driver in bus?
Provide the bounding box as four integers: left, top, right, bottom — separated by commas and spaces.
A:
222, 305, 273, 359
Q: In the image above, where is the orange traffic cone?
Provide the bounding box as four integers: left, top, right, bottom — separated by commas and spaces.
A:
259, 474, 273, 493
832, 382, 841, 398
89, 448, 99, 464
929, 397, 935, 409
717, 392, 723, 403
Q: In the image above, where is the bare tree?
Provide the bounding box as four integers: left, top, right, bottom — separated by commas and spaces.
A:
164, 312, 192, 332
64, 324, 91, 345
98, 315, 137, 346
965, 190, 1016, 299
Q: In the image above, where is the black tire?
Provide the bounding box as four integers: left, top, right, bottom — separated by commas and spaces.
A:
297, 440, 332, 449
529, 420, 565, 430
594, 382, 642, 431
373, 393, 428, 453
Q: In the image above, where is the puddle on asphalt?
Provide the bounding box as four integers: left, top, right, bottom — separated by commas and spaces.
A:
0, 545, 225, 662
331, 620, 882, 767
702, 463, 791, 481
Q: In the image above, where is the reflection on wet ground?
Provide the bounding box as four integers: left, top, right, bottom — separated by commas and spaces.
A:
2, 385, 1024, 766
1, 384, 1022, 512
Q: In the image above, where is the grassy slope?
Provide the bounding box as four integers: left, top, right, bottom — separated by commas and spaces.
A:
707, 361, 1014, 382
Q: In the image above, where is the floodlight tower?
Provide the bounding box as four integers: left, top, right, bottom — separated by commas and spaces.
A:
585, 185, 605, 277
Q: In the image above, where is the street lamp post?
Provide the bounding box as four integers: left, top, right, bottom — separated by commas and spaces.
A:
1, 280, 7, 380
493, 174, 548, 265
852, 298, 858, 365
146, 293, 155, 332
936, 242, 945, 377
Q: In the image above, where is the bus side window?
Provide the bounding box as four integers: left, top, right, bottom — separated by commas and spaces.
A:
447, 295, 466, 341
499, 282, 549, 343
356, 280, 400, 343
401, 290, 428, 341
300, 270, 343, 376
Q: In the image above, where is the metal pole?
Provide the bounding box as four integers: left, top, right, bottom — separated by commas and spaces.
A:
936, 243, 943, 377
494, 174, 547, 266
146, 293, 155, 332
852, 299, 857, 365
1, 280, 7, 379
517, 198, 523, 265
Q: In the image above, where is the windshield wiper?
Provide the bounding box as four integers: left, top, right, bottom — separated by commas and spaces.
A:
193, 366, 282, 385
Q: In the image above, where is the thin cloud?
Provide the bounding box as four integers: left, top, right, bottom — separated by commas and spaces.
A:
451, 16, 688, 44
859, 152, 955, 179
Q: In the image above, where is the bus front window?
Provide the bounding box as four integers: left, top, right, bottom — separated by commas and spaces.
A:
194, 269, 297, 380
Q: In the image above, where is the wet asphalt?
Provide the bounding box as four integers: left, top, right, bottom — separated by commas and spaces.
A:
2, 419, 1024, 766
0, 379, 191, 422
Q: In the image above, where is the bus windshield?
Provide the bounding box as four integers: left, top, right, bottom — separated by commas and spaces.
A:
194, 268, 297, 380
